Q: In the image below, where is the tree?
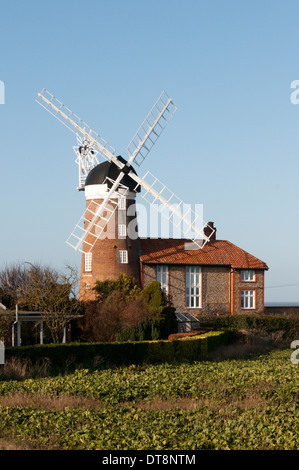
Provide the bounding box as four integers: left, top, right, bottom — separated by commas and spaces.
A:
0, 262, 81, 344
93, 273, 141, 300
79, 275, 144, 342
0, 263, 29, 309
79, 291, 125, 343
0, 305, 13, 343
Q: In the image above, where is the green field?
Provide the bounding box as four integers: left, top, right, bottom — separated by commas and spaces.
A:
0, 348, 297, 450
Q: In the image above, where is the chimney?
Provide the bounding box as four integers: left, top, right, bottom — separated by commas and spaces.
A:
204, 221, 216, 242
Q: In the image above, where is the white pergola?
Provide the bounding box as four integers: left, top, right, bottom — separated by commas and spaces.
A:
9, 305, 81, 347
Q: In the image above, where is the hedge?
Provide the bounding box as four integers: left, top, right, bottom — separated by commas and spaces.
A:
199, 314, 299, 339
4, 330, 232, 369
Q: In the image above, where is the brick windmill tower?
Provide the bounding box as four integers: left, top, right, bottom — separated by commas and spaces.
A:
78, 156, 141, 297
36, 90, 215, 299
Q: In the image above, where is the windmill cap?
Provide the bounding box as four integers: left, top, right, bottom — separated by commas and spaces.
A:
85, 156, 141, 193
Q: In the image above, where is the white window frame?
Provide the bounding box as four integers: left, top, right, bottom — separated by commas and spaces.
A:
118, 250, 128, 264
241, 270, 255, 282
241, 290, 255, 309
157, 265, 168, 294
118, 196, 126, 210
118, 224, 127, 238
186, 266, 202, 308
85, 252, 92, 272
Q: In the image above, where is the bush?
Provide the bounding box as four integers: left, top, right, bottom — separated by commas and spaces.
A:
140, 281, 166, 313
116, 305, 178, 342
79, 276, 178, 343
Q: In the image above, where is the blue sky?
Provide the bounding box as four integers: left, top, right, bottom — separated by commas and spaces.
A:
0, 0, 299, 303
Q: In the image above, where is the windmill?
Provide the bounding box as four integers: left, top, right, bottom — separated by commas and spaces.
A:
36, 89, 215, 293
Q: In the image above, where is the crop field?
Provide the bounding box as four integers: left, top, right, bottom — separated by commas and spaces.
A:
0, 349, 298, 450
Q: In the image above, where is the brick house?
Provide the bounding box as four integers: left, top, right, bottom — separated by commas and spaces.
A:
79, 160, 268, 316
139, 223, 268, 316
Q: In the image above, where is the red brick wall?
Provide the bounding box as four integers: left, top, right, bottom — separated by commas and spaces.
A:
79, 197, 141, 300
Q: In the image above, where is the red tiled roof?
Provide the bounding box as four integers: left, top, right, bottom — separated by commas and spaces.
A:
139, 238, 268, 270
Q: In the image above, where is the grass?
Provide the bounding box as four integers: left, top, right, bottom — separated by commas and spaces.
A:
0, 357, 51, 381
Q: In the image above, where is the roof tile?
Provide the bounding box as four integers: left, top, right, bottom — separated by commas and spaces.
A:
139, 238, 268, 270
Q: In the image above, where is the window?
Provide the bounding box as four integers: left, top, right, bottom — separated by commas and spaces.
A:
118, 250, 128, 264
157, 265, 168, 293
241, 290, 255, 309
186, 266, 202, 308
118, 197, 126, 210
118, 224, 127, 238
241, 270, 255, 282
85, 253, 92, 272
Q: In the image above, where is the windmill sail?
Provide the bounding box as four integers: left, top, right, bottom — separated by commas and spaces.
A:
37, 88, 212, 252
66, 178, 129, 253
36, 89, 116, 163
128, 170, 214, 248
66, 198, 118, 253
126, 91, 177, 167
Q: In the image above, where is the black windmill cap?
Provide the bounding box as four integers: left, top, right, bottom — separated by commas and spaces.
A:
84, 156, 141, 192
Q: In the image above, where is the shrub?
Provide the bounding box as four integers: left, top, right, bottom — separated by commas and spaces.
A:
118, 280, 178, 341
116, 304, 178, 342
79, 276, 178, 343
199, 314, 299, 340
140, 280, 166, 313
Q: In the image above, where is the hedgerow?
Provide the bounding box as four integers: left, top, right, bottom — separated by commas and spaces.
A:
4, 331, 232, 370
199, 314, 298, 340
